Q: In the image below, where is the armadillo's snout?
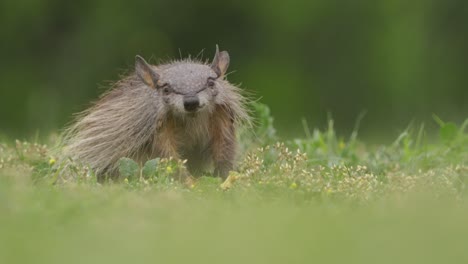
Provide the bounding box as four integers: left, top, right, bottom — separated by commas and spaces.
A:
183, 96, 200, 112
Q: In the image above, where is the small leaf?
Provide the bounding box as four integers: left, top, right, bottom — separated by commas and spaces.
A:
440, 122, 458, 143
142, 158, 159, 178
118, 157, 139, 180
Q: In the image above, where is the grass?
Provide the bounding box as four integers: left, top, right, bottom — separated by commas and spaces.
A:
0, 105, 467, 264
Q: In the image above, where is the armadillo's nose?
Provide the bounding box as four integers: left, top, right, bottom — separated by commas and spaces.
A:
183, 96, 200, 112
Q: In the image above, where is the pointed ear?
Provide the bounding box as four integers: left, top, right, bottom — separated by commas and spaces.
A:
211, 45, 230, 78
135, 55, 160, 88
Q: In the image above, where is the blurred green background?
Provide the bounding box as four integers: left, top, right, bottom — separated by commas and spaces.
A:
0, 0, 467, 140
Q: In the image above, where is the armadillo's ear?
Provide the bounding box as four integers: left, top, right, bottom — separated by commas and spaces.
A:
211, 45, 230, 78
135, 55, 160, 89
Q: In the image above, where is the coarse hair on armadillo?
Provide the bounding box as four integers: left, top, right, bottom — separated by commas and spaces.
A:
61, 53, 250, 178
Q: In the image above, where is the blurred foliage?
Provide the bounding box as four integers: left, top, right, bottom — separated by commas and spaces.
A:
0, 0, 467, 139
1, 107, 467, 201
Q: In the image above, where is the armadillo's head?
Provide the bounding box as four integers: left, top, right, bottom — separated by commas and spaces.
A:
135, 46, 230, 116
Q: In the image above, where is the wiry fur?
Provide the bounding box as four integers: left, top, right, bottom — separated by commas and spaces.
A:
62, 51, 250, 181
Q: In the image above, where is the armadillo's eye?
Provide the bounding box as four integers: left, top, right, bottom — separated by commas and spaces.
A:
157, 82, 171, 94
207, 79, 215, 88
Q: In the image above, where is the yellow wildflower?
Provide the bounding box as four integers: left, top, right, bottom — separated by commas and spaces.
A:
339, 141, 346, 150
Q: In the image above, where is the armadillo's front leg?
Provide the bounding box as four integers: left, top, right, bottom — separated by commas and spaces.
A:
155, 119, 191, 182
158, 138, 192, 182
211, 113, 236, 180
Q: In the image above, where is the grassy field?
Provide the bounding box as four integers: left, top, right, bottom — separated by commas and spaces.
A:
0, 107, 467, 264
